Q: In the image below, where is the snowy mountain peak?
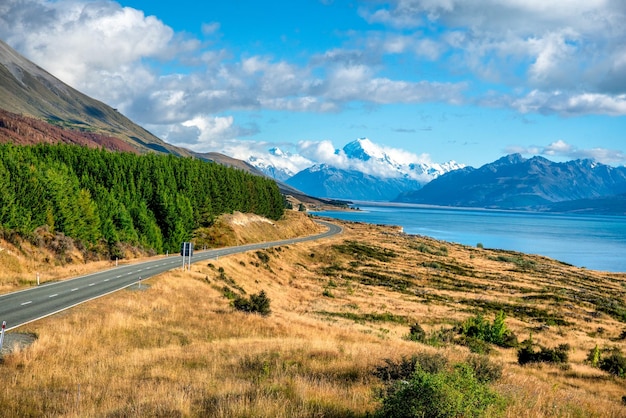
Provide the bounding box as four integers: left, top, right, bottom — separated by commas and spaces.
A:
245, 137, 466, 200
269, 147, 284, 157
342, 138, 386, 161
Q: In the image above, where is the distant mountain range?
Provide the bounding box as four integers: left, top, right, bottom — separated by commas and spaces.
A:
286, 164, 424, 201
395, 154, 626, 214
251, 138, 464, 201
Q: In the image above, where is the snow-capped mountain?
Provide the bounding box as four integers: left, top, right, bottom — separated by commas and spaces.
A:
243, 137, 464, 200
247, 147, 312, 182
287, 163, 424, 201
262, 137, 464, 201
340, 138, 464, 183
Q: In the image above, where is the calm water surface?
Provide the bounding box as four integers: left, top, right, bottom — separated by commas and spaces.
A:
315, 203, 626, 273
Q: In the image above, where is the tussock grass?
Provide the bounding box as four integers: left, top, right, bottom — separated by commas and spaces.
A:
1, 212, 626, 416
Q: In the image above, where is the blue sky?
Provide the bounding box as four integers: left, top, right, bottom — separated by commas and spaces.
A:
1, 0, 625, 170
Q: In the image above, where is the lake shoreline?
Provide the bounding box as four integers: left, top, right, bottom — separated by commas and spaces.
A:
313, 202, 626, 273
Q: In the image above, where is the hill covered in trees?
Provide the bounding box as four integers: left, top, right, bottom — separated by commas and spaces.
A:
0, 144, 284, 259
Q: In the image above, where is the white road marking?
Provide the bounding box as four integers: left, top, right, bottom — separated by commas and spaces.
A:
116, 275, 122, 278
88, 283, 95, 287
104, 279, 110, 282
21, 301, 32, 305
71, 288, 79, 292
49, 294, 58, 298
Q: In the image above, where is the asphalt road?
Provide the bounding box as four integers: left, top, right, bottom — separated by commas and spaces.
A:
0, 219, 342, 331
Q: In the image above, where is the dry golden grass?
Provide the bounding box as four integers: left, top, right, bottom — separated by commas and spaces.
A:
1, 211, 626, 416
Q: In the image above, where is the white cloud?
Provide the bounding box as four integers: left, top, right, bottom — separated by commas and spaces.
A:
506, 140, 626, 165
298, 140, 344, 165
0, 0, 624, 159
512, 90, 626, 116
149, 115, 259, 152
1, 0, 175, 88
322, 64, 466, 104
359, 0, 626, 114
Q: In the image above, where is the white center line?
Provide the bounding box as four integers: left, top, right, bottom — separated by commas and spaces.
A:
116, 275, 122, 278
71, 288, 79, 292
49, 294, 58, 298
21, 301, 32, 305
88, 283, 95, 286
104, 279, 110, 282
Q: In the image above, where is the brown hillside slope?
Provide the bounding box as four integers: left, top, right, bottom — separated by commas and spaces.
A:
0, 39, 189, 156
0, 108, 138, 152
1, 212, 626, 416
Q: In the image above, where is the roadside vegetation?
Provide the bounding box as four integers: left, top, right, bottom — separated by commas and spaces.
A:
1, 212, 626, 416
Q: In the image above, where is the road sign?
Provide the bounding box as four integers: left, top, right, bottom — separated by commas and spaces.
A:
180, 242, 194, 271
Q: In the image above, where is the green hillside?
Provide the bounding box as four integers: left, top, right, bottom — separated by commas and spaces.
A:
0, 143, 284, 258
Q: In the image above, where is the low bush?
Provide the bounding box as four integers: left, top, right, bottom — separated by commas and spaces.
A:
467, 355, 503, 383
406, 323, 426, 343
374, 363, 504, 418
459, 311, 518, 348
373, 352, 448, 383
255, 251, 270, 263
232, 290, 271, 316
517, 337, 569, 365
599, 352, 626, 378
587, 346, 626, 378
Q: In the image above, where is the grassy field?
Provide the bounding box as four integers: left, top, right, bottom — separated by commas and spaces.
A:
1, 211, 626, 416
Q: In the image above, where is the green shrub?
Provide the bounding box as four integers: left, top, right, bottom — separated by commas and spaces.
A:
585, 345, 601, 367
599, 350, 626, 378
373, 352, 449, 383
459, 311, 518, 348
375, 363, 503, 418
459, 336, 493, 354
467, 355, 503, 383
407, 323, 426, 343
256, 251, 270, 263
585, 346, 626, 378
517, 337, 569, 365
233, 290, 271, 316
221, 286, 237, 300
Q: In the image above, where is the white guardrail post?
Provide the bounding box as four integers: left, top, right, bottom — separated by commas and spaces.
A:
0, 321, 6, 352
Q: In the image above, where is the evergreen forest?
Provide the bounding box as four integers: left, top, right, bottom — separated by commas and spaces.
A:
0, 144, 284, 258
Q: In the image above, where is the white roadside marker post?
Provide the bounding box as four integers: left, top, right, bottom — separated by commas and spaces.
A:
0, 321, 6, 352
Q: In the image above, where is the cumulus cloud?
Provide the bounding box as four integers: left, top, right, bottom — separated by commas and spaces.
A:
512, 90, 626, 116
147, 115, 259, 152
0, 0, 176, 90
359, 0, 626, 115
506, 140, 626, 165
0, 0, 469, 144
0, 0, 624, 162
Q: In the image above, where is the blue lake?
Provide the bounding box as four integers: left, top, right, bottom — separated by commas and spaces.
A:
314, 203, 626, 273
